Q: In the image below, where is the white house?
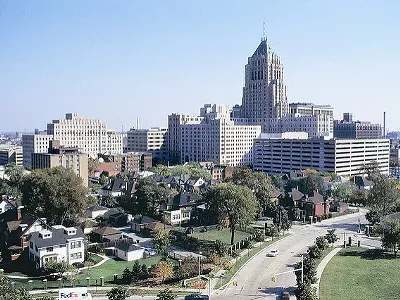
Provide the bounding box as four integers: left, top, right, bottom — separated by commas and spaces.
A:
0, 195, 17, 214
163, 209, 191, 225
113, 243, 145, 261
28, 225, 85, 268
85, 205, 109, 219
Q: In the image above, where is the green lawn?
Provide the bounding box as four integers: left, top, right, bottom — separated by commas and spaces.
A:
189, 228, 251, 245
320, 247, 400, 300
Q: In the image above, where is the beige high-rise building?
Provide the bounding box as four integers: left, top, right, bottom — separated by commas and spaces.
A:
241, 37, 288, 132
22, 134, 53, 169
180, 104, 261, 166
0, 146, 23, 167
126, 127, 168, 161
31, 141, 88, 187
46, 113, 123, 158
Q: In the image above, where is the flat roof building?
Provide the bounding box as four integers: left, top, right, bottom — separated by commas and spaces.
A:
0, 146, 23, 167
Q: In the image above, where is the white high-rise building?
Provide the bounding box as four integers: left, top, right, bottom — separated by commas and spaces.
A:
253, 133, 389, 176
241, 37, 289, 131
46, 113, 123, 158
180, 104, 261, 166
126, 127, 168, 161
22, 134, 53, 169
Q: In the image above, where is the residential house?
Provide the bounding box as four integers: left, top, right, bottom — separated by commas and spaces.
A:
101, 178, 127, 197
0, 195, 19, 214
91, 226, 122, 242
289, 188, 305, 207
270, 190, 283, 205
354, 176, 373, 191
86, 205, 109, 219
114, 242, 145, 261
131, 216, 158, 233
163, 191, 203, 225
305, 191, 329, 217
184, 177, 205, 192
330, 201, 349, 213
28, 225, 85, 268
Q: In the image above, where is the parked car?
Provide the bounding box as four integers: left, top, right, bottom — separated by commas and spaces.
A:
281, 291, 290, 300
184, 294, 209, 300
144, 248, 157, 256
267, 249, 279, 257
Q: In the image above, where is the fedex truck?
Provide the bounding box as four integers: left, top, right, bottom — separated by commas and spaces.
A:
58, 287, 92, 300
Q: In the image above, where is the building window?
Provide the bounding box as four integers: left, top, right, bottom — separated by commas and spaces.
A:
71, 241, 82, 249
46, 247, 53, 252
70, 252, 82, 260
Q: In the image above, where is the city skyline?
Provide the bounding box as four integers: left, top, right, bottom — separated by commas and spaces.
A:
1, 0, 400, 132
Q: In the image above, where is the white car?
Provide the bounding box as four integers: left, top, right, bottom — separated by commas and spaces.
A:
267, 249, 279, 257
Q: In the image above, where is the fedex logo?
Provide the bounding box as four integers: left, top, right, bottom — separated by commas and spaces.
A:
60, 292, 79, 298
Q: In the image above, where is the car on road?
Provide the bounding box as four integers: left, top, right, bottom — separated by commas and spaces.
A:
267, 249, 279, 257
184, 294, 209, 300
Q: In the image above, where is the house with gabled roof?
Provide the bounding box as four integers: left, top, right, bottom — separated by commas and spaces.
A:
185, 177, 206, 192
289, 188, 305, 207
305, 191, 330, 217
102, 178, 127, 197
163, 191, 204, 225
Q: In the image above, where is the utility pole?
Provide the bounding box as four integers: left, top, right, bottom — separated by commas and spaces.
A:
343, 232, 346, 248
301, 254, 304, 283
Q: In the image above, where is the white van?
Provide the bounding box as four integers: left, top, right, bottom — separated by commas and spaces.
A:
58, 287, 92, 300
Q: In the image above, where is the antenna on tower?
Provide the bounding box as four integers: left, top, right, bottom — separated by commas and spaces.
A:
262, 22, 266, 41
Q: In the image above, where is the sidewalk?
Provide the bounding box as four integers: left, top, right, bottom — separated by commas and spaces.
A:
314, 247, 342, 296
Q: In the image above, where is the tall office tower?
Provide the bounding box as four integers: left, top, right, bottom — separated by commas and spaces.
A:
180, 104, 261, 166
22, 134, 53, 169
46, 113, 123, 158
241, 37, 289, 132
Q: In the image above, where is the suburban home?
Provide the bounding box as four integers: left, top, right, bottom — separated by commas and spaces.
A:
162, 191, 204, 225
28, 225, 85, 268
81, 219, 98, 235
101, 178, 127, 197
131, 216, 158, 233
305, 191, 329, 217
330, 201, 349, 213
184, 177, 206, 192
113, 242, 145, 261
270, 190, 283, 205
91, 226, 122, 242
163, 209, 191, 225
0, 207, 49, 261
0, 195, 19, 214
289, 188, 305, 207
353, 176, 373, 191
86, 205, 109, 219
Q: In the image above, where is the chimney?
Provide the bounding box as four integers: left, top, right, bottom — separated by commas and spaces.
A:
17, 205, 24, 221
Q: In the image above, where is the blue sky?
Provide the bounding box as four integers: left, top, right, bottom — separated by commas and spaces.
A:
1, 0, 400, 132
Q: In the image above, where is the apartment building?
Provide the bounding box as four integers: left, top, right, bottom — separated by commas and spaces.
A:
334, 113, 382, 139
98, 152, 152, 174
22, 134, 53, 169
46, 113, 123, 157
31, 141, 89, 187
126, 127, 168, 161
0, 146, 23, 167
253, 132, 389, 176
180, 104, 261, 166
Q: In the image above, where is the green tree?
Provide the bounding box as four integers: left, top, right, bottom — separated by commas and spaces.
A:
156, 288, 176, 300
131, 260, 142, 280
295, 282, 319, 300
315, 236, 328, 251
298, 175, 325, 197
45, 261, 71, 277
295, 255, 317, 285
366, 174, 400, 219
307, 244, 322, 259
212, 239, 227, 256
0, 163, 25, 198
21, 167, 94, 225
99, 195, 118, 208
107, 286, 131, 300
122, 267, 133, 284
379, 218, 400, 258
152, 228, 170, 256
135, 178, 170, 216
141, 264, 150, 279
204, 183, 258, 245
331, 182, 355, 202
0, 274, 31, 300
273, 206, 291, 232
325, 229, 339, 245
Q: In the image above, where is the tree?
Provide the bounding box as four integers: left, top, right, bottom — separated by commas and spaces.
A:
156, 288, 176, 300
349, 190, 367, 206
273, 206, 291, 232
21, 167, 94, 225
212, 239, 227, 256
0, 163, 25, 198
131, 260, 142, 281
366, 174, 400, 220
141, 264, 150, 279
331, 182, 355, 202
107, 286, 131, 300
295, 282, 319, 300
99, 195, 118, 208
152, 229, 170, 256
295, 255, 317, 285
135, 178, 170, 216
298, 175, 325, 197
0, 274, 31, 300
88, 158, 100, 176
122, 267, 133, 284
315, 236, 328, 251
178, 256, 199, 279
307, 245, 322, 259
380, 218, 400, 258
153, 261, 174, 283
204, 183, 258, 245
325, 229, 339, 245
45, 261, 71, 277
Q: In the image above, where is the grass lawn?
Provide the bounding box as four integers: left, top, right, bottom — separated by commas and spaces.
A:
190, 228, 251, 245
320, 247, 400, 300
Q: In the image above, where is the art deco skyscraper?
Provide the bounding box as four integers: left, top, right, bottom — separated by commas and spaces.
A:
241, 37, 288, 132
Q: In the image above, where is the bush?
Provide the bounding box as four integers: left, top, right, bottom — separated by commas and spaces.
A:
315, 236, 328, 251
328, 212, 333, 218
212, 240, 227, 256
242, 239, 253, 249
253, 229, 266, 242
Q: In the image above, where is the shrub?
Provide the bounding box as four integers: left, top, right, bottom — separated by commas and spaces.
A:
212, 240, 227, 256
242, 239, 253, 249
254, 229, 266, 242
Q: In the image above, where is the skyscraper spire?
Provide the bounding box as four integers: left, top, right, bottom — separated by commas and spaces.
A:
262, 22, 266, 41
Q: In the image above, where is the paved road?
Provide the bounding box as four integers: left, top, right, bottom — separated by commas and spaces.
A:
212, 209, 379, 300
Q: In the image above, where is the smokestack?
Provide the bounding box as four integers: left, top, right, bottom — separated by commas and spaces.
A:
383, 112, 386, 138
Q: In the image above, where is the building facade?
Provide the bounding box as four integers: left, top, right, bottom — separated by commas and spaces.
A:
253, 133, 389, 176
31, 142, 89, 187
22, 134, 53, 169
98, 152, 152, 174
0, 146, 23, 167
334, 113, 382, 139
180, 104, 261, 166
126, 127, 168, 161
46, 113, 123, 158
